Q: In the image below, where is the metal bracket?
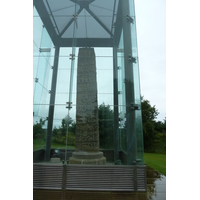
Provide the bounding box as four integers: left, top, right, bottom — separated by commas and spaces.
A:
48, 90, 51, 94
46, 117, 48, 120
35, 78, 38, 83
73, 14, 78, 28
51, 66, 54, 69
39, 48, 51, 53
131, 102, 140, 110
126, 15, 134, 24
66, 102, 72, 109
61, 164, 67, 200
117, 66, 121, 70
69, 54, 75, 60
128, 54, 137, 63
118, 91, 122, 94
73, 14, 78, 19
124, 79, 131, 83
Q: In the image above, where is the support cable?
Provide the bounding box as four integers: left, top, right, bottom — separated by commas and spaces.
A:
33, 77, 50, 93
45, 0, 60, 35
84, 9, 88, 38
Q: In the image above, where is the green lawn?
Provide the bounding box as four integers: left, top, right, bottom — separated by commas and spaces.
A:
33, 139, 75, 151
33, 140, 166, 176
144, 153, 166, 176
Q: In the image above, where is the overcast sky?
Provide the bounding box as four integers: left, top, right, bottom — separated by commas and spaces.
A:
135, 0, 166, 121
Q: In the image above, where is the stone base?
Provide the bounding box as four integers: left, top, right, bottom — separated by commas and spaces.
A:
69, 151, 106, 165
50, 157, 60, 163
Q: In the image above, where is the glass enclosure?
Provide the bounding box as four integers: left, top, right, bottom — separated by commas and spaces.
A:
33, 0, 144, 165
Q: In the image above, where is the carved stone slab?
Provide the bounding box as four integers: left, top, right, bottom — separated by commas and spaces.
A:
75, 48, 99, 152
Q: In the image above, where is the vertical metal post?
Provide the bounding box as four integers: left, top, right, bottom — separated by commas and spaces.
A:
113, 44, 119, 162
61, 164, 67, 200
45, 46, 60, 162
133, 166, 137, 191
121, 0, 137, 165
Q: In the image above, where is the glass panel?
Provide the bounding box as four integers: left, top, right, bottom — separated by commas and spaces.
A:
33, 26, 53, 116
119, 105, 127, 152
51, 105, 76, 160
117, 30, 127, 153
68, 3, 78, 104
135, 110, 144, 164
33, 0, 144, 166
129, 0, 144, 165
33, 104, 48, 153
128, 0, 136, 17
63, 3, 79, 162
98, 104, 114, 150
130, 23, 141, 105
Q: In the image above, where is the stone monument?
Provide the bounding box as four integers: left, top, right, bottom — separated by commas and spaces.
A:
69, 48, 106, 164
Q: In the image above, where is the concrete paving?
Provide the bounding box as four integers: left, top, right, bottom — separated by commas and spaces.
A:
33, 165, 166, 200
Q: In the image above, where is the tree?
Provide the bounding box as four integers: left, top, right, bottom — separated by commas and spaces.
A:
33, 118, 46, 139
141, 96, 159, 122
154, 120, 166, 133
60, 115, 74, 136
98, 103, 114, 148
141, 96, 166, 153
141, 96, 159, 152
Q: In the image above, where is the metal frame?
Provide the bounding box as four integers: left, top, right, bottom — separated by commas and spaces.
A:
113, 44, 119, 162
45, 46, 60, 162
34, 0, 116, 47
121, 0, 137, 165
35, 0, 140, 165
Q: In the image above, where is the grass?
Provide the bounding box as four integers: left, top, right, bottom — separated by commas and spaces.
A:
144, 153, 166, 176
33, 140, 166, 176
33, 139, 75, 151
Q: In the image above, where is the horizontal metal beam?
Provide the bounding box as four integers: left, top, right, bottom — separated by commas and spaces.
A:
59, 38, 114, 47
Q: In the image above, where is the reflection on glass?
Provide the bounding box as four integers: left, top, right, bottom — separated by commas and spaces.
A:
33, 26, 52, 117
33, 0, 145, 167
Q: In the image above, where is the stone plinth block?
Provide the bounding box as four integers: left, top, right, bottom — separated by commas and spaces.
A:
50, 157, 60, 163
69, 152, 106, 165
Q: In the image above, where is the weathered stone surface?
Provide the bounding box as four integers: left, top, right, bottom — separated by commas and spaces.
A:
71, 151, 104, 159
69, 48, 106, 164
69, 156, 106, 165
50, 158, 60, 163
75, 48, 99, 152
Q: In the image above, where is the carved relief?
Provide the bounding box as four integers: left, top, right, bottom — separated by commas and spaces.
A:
75, 48, 99, 152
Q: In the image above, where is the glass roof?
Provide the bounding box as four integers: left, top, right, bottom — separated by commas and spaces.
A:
34, 0, 120, 47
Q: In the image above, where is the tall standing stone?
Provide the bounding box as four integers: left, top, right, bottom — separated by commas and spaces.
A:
69, 48, 106, 164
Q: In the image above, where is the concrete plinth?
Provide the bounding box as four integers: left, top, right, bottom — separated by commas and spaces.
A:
69, 151, 106, 164
50, 157, 60, 163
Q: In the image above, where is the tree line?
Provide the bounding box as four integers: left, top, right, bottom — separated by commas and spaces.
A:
33, 96, 166, 153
